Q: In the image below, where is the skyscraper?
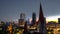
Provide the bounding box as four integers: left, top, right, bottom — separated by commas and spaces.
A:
20, 13, 26, 20
39, 3, 46, 34
18, 13, 26, 26
32, 12, 36, 25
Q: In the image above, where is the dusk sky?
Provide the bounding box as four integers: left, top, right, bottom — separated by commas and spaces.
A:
0, 0, 60, 22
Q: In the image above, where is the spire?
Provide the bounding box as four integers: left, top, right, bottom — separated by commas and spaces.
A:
39, 3, 44, 21
37, 3, 44, 25
39, 3, 47, 34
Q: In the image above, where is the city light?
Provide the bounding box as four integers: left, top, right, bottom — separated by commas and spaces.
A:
46, 15, 60, 23
0, 0, 60, 34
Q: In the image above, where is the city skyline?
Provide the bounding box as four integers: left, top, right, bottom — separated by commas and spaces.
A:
0, 0, 60, 34
0, 0, 60, 22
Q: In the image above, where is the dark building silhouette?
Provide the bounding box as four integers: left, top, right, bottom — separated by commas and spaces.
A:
18, 13, 26, 25
23, 21, 28, 34
48, 21, 56, 24
38, 3, 46, 34
58, 18, 60, 24
20, 13, 26, 20
32, 12, 36, 25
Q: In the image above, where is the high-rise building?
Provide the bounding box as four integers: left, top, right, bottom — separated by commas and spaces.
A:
20, 13, 26, 20
18, 13, 26, 26
32, 12, 36, 25
38, 3, 46, 34
58, 18, 60, 24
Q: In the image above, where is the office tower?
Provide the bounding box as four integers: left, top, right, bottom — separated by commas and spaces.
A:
18, 13, 26, 26
32, 12, 36, 25
58, 18, 60, 24
39, 4, 46, 34
20, 13, 26, 20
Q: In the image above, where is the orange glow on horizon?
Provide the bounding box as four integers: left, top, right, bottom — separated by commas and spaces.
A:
46, 16, 60, 23
29, 15, 60, 23
46, 18, 58, 23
